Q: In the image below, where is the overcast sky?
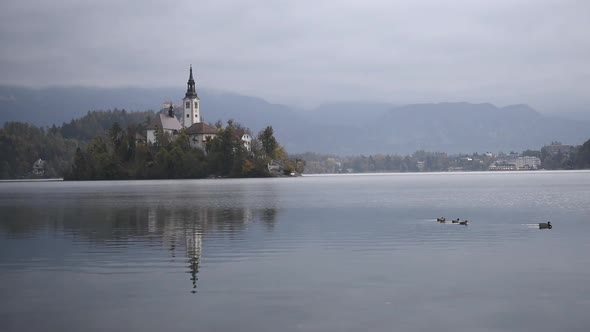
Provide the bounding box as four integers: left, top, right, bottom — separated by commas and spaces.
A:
1, 0, 588, 111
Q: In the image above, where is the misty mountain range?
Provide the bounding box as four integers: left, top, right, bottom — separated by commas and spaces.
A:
0, 85, 588, 155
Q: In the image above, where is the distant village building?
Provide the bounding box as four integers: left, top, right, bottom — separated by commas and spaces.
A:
145, 66, 252, 152
416, 161, 425, 171
235, 129, 253, 152
489, 155, 541, 171
267, 159, 283, 175
32, 158, 46, 176
543, 142, 572, 156
515, 156, 541, 170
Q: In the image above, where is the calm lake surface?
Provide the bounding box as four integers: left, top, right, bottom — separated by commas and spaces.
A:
1, 171, 590, 332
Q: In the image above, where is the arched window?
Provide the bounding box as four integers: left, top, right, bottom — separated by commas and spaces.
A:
195, 101, 198, 108
185, 101, 190, 108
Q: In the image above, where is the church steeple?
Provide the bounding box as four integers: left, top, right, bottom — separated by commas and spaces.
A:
185, 65, 198, 99
183, 65, 201, 127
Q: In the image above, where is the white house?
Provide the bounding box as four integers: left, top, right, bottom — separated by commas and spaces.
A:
235, 129, 253, 152
32, 158, 46, 175
515, 156, 541, 170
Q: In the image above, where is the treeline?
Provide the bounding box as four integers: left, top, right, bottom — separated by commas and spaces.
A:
66, 121, 292, 180
293, 151, 485, 174
3, 106, 589, 178
60, 108, 154, 141
520, 143, 590, 170
538, 143, 590, 169
1, 109, 156, 179
295, 139, 590, 174
0, 122, 78, 178
0, 106, 302, 180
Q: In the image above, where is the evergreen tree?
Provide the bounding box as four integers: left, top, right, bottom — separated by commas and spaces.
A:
258, 126, 278, 159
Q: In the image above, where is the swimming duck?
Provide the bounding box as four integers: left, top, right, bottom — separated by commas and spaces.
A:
539, 221, 552, 229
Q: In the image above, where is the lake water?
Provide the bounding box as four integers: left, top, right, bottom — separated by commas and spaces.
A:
1, 171, 590, 332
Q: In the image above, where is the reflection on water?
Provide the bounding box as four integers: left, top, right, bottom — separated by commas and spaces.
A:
1, 173, 590, 332
0, 181, 278, 295
187, 228, 201, 293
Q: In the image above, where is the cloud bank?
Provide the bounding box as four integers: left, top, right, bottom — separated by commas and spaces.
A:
1, 0, 589, 110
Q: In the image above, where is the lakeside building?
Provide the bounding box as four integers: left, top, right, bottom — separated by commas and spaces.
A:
543, 142, 573, 156
235, 129, 253, 152
145, 66, 252, 152
515, 156, 541, 170
32, 158, 46, 175
489, 156, 541, 171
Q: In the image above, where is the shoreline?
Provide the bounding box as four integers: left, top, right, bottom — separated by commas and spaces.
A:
0, 178, 64, 183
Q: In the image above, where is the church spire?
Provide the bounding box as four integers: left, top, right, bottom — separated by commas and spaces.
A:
185, 65, 198, 99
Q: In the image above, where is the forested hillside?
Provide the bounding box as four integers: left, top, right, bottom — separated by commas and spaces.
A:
0, 109, 152, 178
0, 109, 301, 180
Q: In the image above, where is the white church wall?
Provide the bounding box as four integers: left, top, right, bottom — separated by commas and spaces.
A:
146, 129, 156, 144
189, 135, 201, 149
183, 98, 201, 128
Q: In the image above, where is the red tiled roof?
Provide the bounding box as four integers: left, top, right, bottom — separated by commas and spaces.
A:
186, 122, 218, 135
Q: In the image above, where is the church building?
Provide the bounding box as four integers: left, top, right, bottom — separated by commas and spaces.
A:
145, 104, 183, 144
145, 66, 252, 152
182, 66, 219, 150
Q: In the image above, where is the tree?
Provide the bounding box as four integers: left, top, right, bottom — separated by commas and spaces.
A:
0, 110, 295, 179
109, 122, 123, 146
69, 148, 91, 180
258, 126, 278, 159
575, 139, 590, 169
1, 161, 11, 179
153, 126, 169, 147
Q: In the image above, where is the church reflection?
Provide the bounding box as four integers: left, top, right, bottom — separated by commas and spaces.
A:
144, 204, 278, 293
0, 191, 279, 294
186, 226, 201, 294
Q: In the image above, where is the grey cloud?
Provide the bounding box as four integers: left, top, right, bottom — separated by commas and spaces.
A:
0, 0, 589, 111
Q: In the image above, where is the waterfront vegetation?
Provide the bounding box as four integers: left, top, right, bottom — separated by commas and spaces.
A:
293, 140, 590, 174
1, 109, 590, 179
0, 109, 302, 180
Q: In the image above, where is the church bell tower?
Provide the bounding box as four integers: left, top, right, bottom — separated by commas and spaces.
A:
183, 65, 200, 127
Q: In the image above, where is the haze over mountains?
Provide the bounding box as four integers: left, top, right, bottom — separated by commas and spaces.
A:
0, 85, 588, 155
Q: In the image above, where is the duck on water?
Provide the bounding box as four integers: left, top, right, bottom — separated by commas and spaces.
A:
539, 221, 552, 229
437, 217, 468, 225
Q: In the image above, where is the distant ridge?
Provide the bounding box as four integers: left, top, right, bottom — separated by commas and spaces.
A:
1, 85, 588, 155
